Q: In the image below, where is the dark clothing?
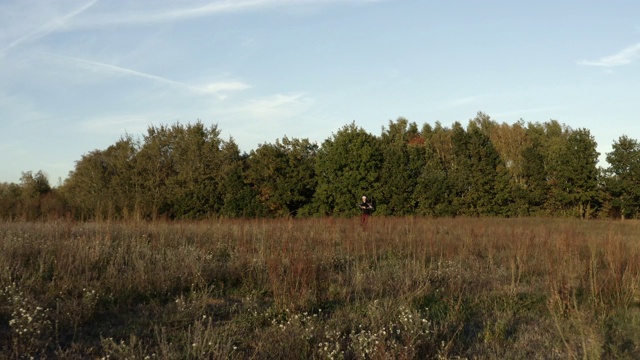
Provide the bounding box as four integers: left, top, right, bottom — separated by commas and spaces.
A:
359, 201, 374, 225
359, 202, 374, 215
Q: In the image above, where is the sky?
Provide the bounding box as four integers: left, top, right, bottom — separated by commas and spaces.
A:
1, 0, 639, 185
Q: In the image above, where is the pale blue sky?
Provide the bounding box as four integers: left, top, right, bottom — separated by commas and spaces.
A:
1, 0, 639, 184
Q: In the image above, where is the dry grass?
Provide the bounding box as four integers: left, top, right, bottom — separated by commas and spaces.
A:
1, 217, 640, 359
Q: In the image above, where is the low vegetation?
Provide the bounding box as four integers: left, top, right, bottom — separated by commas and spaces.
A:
1, 217, 639, 359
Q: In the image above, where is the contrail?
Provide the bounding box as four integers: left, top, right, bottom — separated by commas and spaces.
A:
2, 0, 99, 53
72, 0, 385, 27
43, 52, 249, 94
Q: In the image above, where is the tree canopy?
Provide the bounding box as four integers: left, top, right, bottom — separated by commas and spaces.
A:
2, 115, 637, 220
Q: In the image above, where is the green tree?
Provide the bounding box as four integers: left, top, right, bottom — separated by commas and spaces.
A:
163, 122, 225, 219
245, 137, 318, 217
488, 120, 529, 187
547, 128, 600, 218
18, 170, 52, 219
134, 122, 228, 219
531, 120, 570, 215
0, 182, 22, 220
462, 121, 508, 215
519, 137, 549, 215
219, 142, 263, 218
313, 122, 383, 216
63, 122, 249, 220
133, 124, 177, 219
62, 149, 110, 219
415, 122, 456, 216
604, 135, 640, 219
469, 113, 517, 216
62, 136, 137, 220
20, 170, 51, 199
415, 143, 452, 216
379, 118, 424, 215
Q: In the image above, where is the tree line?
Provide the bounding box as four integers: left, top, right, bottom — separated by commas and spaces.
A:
2, 112, 640, 221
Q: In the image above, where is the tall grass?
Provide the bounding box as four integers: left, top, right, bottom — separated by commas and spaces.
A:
1, 217, 639, 359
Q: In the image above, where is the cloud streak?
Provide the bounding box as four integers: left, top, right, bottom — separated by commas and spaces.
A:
66, 0, 384, 28
2, 0, 382, 54
1, 0, 98, 53
241, 93, 312, 118
578, 42, 640, 67
43, 52, 250, 96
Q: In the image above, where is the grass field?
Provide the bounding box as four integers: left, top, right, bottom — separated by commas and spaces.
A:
1, 217, 640, 359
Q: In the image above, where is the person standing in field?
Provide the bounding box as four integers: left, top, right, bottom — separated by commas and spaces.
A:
358, 195, 374, 226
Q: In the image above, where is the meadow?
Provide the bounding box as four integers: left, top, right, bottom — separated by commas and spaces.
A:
1, 217, 639, 359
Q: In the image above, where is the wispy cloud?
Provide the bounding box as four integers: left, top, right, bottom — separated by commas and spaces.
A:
2, 0, 384, 52
70, 0, 384, 27
240, 93, 313, 118
43, 52, 250, 96
578, 42, 640, 67
1, 0, 98, 53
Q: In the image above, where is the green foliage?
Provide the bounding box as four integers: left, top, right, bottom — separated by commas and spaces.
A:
313, 122, 383, 216
604, 135, 640, 219
219, 143, 264, 218
156, 122, 225, 219
414, 123, 456, 216
519, 137, 549, 214
379, 118, 425, 215
546, 128, 600, 218
63, 121, 242, 220
246, 137, 318, 217
62, 136, 138, 220
0, 171, 66, 221
3, 114, 636, 220
0, 182, 22, 219
447, 120, 508, 216
13, 171, 56, 220
415, 151, 452, 216
20, 171, 51, 199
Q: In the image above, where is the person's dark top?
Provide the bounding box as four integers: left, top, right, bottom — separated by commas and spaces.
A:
359, 201, 374, 215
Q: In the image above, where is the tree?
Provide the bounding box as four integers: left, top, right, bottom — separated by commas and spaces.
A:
313, 122, 383, 216
379, 118, 424, 215
218, 141, 263, 218
163, 122, 225, 219
470, 114, 518, 216
414, 142, 452, 216
20, 170, 51, 199
104, 136, 139, 219
415, 122, 456, 216
62, 136, 137, 220
487, 119, 530, 187
133, 122, 228, 219
0, 182, 22, 219
133, 124, 177, 219
604, 135, 640, 219
17, 170, 52, 219
245, 137, 318, 217
62, 121, 257, 220
546, 127, 600, 218
462, 121, 508, 215
519, 137, 549, 215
